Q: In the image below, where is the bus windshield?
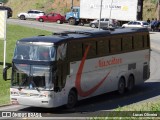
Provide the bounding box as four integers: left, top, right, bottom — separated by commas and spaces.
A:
12, 64, 53, 90
13, 42, 56, 61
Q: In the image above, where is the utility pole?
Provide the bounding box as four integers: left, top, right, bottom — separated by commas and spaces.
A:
71, 0, 73, 9
158, 0, 160, 20
98, 0, 103, 30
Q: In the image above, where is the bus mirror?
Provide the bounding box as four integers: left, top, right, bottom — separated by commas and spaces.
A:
3, 66, 11, 81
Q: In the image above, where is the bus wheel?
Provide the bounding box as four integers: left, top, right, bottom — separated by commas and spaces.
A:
118, 77, 125, 94
127, 75, 135, 91
66, 90, 77, 109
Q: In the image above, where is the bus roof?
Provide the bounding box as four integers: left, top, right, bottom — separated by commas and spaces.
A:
18, 27, 149, 44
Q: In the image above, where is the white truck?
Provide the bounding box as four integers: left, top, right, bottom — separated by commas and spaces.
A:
65, 0, 143, 25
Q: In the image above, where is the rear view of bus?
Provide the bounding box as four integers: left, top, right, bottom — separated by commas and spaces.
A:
3, 27, 150, 108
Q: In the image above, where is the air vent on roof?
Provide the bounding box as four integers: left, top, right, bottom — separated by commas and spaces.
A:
53, 32, 68, 36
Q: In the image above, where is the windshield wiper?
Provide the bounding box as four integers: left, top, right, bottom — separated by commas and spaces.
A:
30, 79, 40, 92
18, 77, 27, 91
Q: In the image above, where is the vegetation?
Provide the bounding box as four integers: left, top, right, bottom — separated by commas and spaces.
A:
4, 0, 78, 17
4, 0, 158, 20
91, 100, 160, 119
0, 0, 8, 3
0, 24, 51, 105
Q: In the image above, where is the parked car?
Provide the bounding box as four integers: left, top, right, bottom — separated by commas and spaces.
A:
122, 21, 149, 28
89, 18, 115, 28
17, 10, 45, 20
0, 6, 12, 18
36, 12, 65, 24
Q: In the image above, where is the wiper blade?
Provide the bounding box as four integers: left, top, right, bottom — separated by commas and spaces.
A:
30, 80, 40, 92
18, 78, 27, 90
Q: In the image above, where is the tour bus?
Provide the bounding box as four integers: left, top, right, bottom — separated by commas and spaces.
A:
3, 27, 150, 108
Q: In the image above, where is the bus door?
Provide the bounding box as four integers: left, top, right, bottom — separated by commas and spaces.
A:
54, 43, 69, 92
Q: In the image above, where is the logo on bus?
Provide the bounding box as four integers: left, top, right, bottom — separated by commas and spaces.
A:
96, 57, 122, 68
75, 45, 112, 97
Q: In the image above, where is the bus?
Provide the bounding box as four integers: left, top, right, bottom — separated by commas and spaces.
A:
3, 27, 150, 108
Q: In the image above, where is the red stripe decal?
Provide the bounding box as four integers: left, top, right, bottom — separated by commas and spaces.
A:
75, 45, 111, 97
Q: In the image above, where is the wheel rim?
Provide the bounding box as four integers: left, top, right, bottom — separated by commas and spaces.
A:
39, 18, 43, 22
91, 24, 96, 28
69, 18, 75, 25
20, 15, 25, 20
57, 20, 60, 24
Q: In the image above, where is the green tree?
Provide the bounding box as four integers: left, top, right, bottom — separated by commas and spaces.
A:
0, 0, 8, 3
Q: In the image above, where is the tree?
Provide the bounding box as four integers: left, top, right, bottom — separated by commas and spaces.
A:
0, 0, 8, 3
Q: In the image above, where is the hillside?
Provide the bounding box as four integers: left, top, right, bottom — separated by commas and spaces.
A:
5, 0, 79, 17
5, 0, 157, 21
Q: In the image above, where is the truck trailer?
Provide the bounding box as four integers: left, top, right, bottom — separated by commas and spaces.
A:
65, 0, 143, 25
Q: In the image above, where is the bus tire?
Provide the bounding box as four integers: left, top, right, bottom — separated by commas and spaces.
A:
66, 90, 77, 109
127, 75, 135, 91
118, 77, 125, 94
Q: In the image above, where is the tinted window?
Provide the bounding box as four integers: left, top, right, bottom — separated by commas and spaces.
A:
142, 22, 149, 25
69, 41, 82, 61
105, 19, 109, 21
122, 36, 133, 51
83, 41, 97, 58
97, 38, 109, 56
100, 18, 104, 21
134, 35, 143, 49
28, 11, 33, 13
128, 22, 133, 25
110, 37, 122, 53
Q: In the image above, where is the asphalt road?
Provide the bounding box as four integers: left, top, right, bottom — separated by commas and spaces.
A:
0, 19, 160, 118
7, 19, 93, 32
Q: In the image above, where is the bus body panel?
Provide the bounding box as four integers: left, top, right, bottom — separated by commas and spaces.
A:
9, 28, 150, 108
10, 49, 149, 108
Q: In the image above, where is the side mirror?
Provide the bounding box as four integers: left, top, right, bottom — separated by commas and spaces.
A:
3, 66, 11, 81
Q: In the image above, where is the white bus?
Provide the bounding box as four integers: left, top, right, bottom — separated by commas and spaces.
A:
3, 27, 150, 108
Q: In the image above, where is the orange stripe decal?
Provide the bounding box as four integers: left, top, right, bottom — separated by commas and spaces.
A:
75, 45, 111, 97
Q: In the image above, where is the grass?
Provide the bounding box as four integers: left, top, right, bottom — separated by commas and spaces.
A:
0, 24, 52, 105
90, 100, 160, 120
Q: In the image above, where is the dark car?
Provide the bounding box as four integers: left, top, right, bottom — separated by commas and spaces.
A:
36, 12, 65, 24
0, 6, 12, 18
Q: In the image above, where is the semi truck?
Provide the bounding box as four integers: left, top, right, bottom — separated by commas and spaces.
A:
65, 0, 143, 25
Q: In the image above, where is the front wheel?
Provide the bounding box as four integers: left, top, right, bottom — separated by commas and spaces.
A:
20, 15, 25, 20
39, 18, 44, 22
66, 90, 77, 109
69, 18, 76, 25
90, 23, 96, 28
57, 20, 62, 24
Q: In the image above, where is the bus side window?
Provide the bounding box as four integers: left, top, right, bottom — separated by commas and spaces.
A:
97, 38, 109, 56
69, 41, 82, 61
143, 34, 150, 48
133, 34, 143, 50
110, 37, 122, 54
83, 40, 97, 58
122, 36, 133, 52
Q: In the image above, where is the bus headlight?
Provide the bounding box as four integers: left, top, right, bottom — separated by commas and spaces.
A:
11, 91, 19, 96
39, 93, 52, 98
